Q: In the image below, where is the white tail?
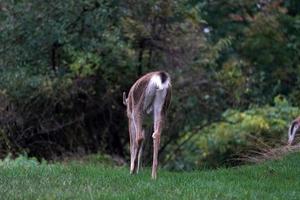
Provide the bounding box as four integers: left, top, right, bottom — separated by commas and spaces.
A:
288, 118, 300, 145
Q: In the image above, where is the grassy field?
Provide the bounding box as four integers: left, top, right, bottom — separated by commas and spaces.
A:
0, 152, 300, 200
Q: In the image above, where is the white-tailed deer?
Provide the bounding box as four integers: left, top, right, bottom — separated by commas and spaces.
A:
288, 117, 300, 145
123, 71, 171, 179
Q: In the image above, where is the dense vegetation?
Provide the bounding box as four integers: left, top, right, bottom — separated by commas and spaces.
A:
0, 153, 300, 199
0, 0, 300, 168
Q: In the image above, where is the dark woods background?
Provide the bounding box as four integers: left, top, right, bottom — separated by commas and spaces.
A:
0, 0, 300, 170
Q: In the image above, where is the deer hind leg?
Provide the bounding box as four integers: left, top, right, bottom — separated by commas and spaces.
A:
130, 111, 144, 174
151, 89, 167, 179
128, 117, 137, 174
137, 129, 145, 173
152, 112, 163, 179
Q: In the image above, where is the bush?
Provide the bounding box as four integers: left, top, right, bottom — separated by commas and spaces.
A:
0, 66, 130, 159
0, 154, 42, 168
165, 96, 300, 171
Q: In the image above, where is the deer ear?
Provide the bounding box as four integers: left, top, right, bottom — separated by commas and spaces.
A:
123, 92, 127, 106
295, 123, 299, 130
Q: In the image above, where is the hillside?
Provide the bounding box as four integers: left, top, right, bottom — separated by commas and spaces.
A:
0, 152, 300, 200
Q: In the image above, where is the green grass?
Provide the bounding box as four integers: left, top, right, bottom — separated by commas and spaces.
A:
0, 153, 300, 200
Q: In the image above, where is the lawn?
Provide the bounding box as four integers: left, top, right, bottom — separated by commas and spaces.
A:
0, 152, 299, 200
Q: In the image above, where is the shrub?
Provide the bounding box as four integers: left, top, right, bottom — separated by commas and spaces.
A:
0, 66, 130, 159
165, 96, 300, 170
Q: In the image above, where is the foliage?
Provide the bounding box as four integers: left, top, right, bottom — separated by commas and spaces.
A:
0, 0, 300, 169
165, 96, 300, 170
0, 65, 134, 158
0, 154, 42, 168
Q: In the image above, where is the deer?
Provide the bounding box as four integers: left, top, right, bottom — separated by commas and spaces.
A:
288, 117, 300, 145
123, 71, 171, 179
